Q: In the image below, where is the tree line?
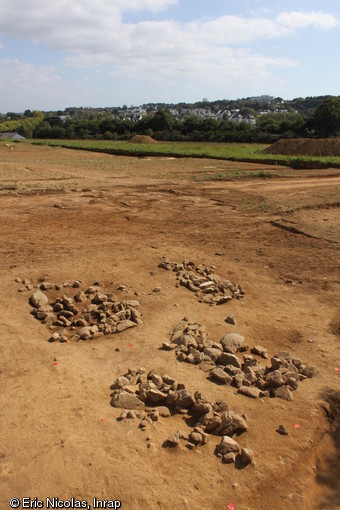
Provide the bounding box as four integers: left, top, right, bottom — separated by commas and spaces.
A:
1, 97, 340, 142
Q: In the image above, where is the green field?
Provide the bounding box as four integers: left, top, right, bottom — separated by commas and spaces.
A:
21, 139, 340, 168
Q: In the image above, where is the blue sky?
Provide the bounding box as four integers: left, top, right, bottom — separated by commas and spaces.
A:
0, 0, 339, 112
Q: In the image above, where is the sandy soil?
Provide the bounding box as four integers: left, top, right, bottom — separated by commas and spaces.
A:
0, 143, 339, 510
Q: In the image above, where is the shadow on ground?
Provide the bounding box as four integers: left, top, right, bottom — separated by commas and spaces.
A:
317, 387, 340, 509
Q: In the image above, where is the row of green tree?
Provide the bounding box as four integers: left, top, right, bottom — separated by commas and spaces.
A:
32, 98, 340, 142
0, 111, 44, 137
1, 97, 340, 142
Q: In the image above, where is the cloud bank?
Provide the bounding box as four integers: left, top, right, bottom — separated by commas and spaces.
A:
0, 1, 338, 109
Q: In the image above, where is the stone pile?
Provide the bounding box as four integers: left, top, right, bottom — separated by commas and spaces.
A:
158, 259, 245, 305
111, 367, 252, 466
162, 319, 319, 401
16, 277, 83, 293
28, 282, 142, 342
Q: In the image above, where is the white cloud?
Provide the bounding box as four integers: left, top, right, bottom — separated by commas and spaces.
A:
0, 2, 337, 51
0, 2, 337, 108
0, 58, 62, 110
276, 11, 338, 30
0, 58, 60, 87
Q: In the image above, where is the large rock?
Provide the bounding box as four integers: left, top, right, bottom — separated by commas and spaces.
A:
237, 386, 261, 399
272, 386, 293, 401
216, 411, 248, 436
220, 333, 244, 353
265, 370, 284, 388
203, 347, 222, 362
301, 365, 319, 378
172, 333, 197, 348
110, 390, 145, 410
251, 345, 268, 359
218, 352, 241, 368
175, 389, 195, 408
44, 313, 58, 326
157, 406, 171, 418
210, 368, 232, 385
74, 291, 87, 303
215, 436, 240, 456
112, 376, 130, 389
29, 290, 49, 308
116, 320, 137, 332
146, 389, 167, 403
241, 448, 254, 466
92, 292, 108, 304
165, 433, 180, 447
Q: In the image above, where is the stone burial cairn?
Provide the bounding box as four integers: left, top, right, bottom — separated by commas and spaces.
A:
158, 259, 245, 305
27, 281, 142, 342
162, 319, 319, 401
110, 367, 253, 467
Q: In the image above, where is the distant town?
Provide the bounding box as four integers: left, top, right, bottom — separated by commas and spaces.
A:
1, 95, 339, 141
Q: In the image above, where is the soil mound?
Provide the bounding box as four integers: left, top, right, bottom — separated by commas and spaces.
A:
265, 138, 340, 157
129, 134, 157, 144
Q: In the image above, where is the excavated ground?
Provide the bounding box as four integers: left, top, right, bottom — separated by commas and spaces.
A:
265, 137, 340, 157
0, 143, 339, 510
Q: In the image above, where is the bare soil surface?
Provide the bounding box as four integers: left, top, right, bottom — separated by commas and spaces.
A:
265, 137, 340, 157
0, 143, 339, 510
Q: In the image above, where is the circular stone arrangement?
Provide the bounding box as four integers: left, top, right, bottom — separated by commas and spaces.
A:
158, 259, 245, 305
162, 318, 319, 401
26, 280, 142, 342
111, 367, 253, 467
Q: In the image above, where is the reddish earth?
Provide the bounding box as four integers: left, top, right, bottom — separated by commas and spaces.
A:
0, 143, 339, 510
265, 137, 340, 157
129, 134, 157, 143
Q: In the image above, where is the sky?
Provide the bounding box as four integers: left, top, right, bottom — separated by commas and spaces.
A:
0, 0, 339, 112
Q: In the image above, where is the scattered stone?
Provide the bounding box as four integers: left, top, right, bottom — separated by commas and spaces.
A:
225, 316, 236, 325
204, 347, 223, 362
188, 431, 203, 445
176, 389, 195, 409
216, 411, 248, 436
39, 282, 54, 291
277, 425, 288, 435
29, 290, 49, 308
165, 433, 180, 447
210, 368, 233, 385
237, 386, 261, 399
28, 280, 143, 343
223, 452, 236, 464
110, 390, 145, 410
113, 368, 251, 466
240, 448, 254, 466
265, 370, 284, 388
164, 319, 318, 400
146, 389, 167, 403
215, 436, 240, 456
74, 291, 87, 303
218, 352, 242, 368
272, 386, 293, 401
251, 345, 269, 359
158, 258, 245, 305
157, 406, 171, 418
116, 320, 137, 332
301, 365, 319, 378
220, 333, 245, 354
